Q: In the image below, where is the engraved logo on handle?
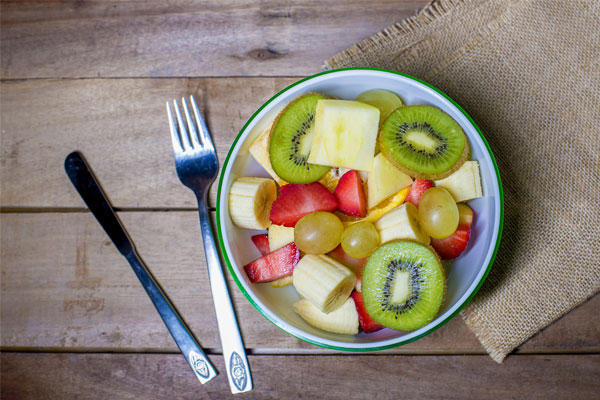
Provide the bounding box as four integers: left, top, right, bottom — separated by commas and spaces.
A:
230, 351, 247, 391
189, 351, 210, 379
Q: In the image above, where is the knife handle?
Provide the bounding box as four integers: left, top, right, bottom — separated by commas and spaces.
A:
64, 151, 217, 384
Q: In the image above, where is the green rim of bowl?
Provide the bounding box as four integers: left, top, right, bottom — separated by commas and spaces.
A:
216, 67, 504, 352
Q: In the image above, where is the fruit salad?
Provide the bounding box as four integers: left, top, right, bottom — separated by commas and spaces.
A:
228, 89, 483, 335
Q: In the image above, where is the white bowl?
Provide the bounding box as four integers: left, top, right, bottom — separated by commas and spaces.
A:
216, 68, 503, 351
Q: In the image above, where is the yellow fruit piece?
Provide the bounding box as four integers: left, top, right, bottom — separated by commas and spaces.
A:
293, 297, 359, 335
367, 153, 413, 209
307, 100, 379, 171
318, 167, 350, 192
433, 161, 483, 202
229, 177, 277, 230
248, 125, 288, 185
268, 224, 295, 252
339, 187, 409, 226
375, 202, 431, 246
270, 275, 293, 288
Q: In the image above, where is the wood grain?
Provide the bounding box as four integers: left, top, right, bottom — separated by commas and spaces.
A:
0, 77, 295, 209
2, 212, 598, 353
0, 1, 428, 79
2, 352, 599, 399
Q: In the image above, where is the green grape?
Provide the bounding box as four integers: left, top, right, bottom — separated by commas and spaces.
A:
355, 89, 404, 126
341, 221, 380, 258
418, 187, 459, 239
294, 212, 343, 255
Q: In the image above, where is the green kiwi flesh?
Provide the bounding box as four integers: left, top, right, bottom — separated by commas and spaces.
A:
269, 93, 331, 183
379, 105, 469, 180
362, 240, 445, 331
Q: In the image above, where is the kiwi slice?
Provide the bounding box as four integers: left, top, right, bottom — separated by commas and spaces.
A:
269, 93, 330, 183
362, 240, 445, 331
379, 105, 469, 180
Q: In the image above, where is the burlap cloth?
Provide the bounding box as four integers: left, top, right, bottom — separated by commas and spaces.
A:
327, 0, 600, 362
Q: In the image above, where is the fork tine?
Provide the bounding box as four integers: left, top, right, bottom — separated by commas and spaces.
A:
166, 102, 183, 153
181, 97, 202, 149
173, 99, 193, 151
190, 95, 215, 151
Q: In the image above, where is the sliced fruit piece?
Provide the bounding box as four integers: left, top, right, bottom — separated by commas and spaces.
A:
405, 178, 434, 207
243, 242, 300, 283
379, 105, 470, 180
319, 167, 350, 192
355, 89, 404, 127
334, 170, 367, 217
248, 124, 287, 185
367, 153, 413, 209
341, 221, 380, 258
251, 234, 270, 256
351, 291, 384, 333
293, 254, 356, 313
229, 177, 277, 230
418, 187, 459, 239
293, 297, 359, 335
374, 202, 430, 245
327, 245, 367, 291
431, 204, 474, 259
362, 240, 445, 331
268, 224, 295, 252
433, 160, 483, 202
269, 93, 331, 183
270, 275, 294, 288
269, 182, 339, 227
307, 100, 379, 171
294, 212, 343, 255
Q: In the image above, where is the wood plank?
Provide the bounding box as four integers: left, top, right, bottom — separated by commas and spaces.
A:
0, 1, 428, 79
0, 77, 296, 209
2, 353, 599, 399
2, 212, 599, 354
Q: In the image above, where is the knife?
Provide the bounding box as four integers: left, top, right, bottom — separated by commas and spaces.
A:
64, 151, 217, 385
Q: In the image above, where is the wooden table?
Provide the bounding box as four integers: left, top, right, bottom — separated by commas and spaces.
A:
1, 1, 598, 398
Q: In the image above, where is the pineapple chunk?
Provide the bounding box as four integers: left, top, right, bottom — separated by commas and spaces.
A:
367, 153, 413, 209
307, 100, 379, 171
249, 125, 287, 185
268, 224, 295, 252
434, 161, 483, 202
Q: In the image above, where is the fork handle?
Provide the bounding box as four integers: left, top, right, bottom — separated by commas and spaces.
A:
196, 197, 253, 394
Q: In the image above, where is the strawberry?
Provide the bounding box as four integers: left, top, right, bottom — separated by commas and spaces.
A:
405, 179, 434, 207
351, 291, 384, 333
334, 170, 367, 217
251, 234, 270, 256
328, 244, 366, 290
243, 242, 300, 283
431, 204, 474, 260
269, 182, 339, 227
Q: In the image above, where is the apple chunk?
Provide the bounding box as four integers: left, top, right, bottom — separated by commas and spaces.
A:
367, 153, 413, 209
307, 100, 379, 171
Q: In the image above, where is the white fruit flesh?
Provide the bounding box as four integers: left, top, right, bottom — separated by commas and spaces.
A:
374, 203, 431, 245
307, 100, 379, 171
367, 153, 413, 209
390, 270, 411, 304
229, 177, 277, 230
268, 224, 295, 252
248, 126, 287, 185
293, 254, 356, 313
434, 161, 483, 202
293, 297, 359, 335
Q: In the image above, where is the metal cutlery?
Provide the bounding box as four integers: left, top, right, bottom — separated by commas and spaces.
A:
64, 151, 217, 385
166, 96, 252, 394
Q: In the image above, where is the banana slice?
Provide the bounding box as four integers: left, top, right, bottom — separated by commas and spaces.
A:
229, 177, 277, 230
293, 297, 359, 335
374, 202, 430, 245
270, 275, 293, 288
293, 254, 356, 313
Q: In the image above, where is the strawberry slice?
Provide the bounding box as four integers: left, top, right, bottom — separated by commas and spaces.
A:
334, 170, 367, 217
251, 234, 270, 256
243, 242, 300, 283
431, 204, 474, 260
405, 179, 434, 207
269, 182, 339, 227
351, 291, 384, 333
328, 245, 366, 290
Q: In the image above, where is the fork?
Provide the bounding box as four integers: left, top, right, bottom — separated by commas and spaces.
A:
167, 96, 252, 394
